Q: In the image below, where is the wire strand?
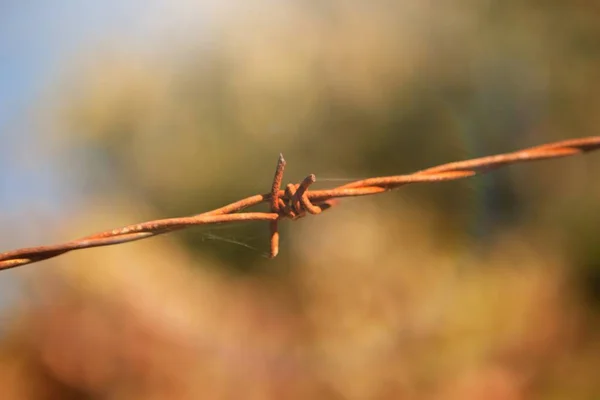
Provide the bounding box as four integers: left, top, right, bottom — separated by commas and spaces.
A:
1, 136, 599, 271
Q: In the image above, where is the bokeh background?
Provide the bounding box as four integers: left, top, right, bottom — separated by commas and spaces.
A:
1, 1, 600, 398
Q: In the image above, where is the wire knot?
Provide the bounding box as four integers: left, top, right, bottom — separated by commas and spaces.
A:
276, 174, 324, 220
268, 155, 337, 257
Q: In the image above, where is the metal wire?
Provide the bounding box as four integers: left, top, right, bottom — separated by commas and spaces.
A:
1, 136, 599, 271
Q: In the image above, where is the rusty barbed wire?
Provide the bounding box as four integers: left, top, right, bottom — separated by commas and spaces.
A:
1, 136, 599, 271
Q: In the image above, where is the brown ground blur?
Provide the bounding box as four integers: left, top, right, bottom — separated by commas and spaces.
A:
1, 1, 600, 399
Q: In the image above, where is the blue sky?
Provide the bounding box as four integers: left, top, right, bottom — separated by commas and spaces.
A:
1, 2, 143, 212
1, 0, 220, 215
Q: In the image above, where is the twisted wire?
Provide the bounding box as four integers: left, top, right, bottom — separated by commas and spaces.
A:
1, 136, 599, 271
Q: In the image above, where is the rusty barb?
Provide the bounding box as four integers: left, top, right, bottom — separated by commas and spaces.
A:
1, 136, 599, 271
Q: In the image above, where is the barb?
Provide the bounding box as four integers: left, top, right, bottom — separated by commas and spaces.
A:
1, 136, 599, 271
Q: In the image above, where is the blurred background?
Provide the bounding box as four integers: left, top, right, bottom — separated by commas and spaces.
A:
1, 1, 600, 398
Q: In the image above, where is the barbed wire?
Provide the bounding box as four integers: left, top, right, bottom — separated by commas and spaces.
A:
1, 136, 599, 271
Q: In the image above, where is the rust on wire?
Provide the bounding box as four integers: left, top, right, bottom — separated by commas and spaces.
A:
1, 136, 599, 271
269, 153, 286, 258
